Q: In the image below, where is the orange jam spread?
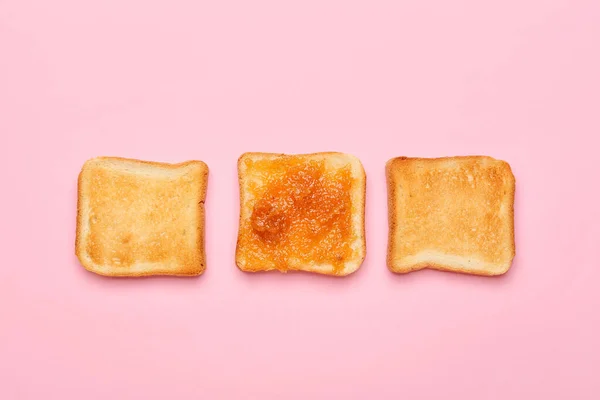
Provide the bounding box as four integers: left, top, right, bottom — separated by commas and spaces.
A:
245, 157, 354, 273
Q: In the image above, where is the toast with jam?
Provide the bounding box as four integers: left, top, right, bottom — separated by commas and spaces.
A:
236, 152, 366, 276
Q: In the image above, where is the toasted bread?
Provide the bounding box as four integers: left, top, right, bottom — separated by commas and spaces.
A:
75, 157, 208, 277
386, 156, 515, 276
236, 152, 366, 276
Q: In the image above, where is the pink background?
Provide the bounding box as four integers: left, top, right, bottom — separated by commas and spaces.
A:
1, 0, 599, 398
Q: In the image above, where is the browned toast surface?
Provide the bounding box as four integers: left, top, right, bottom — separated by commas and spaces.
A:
76, 157, 208, 276
386, 156, 515, 275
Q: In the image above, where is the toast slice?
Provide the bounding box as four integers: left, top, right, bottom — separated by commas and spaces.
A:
386, 156, 515, 276
76, 157, 208, 277
236, 152, 366, 276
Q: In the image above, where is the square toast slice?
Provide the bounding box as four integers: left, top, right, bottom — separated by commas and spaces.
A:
386, 156, 515, 276
76, 157, 208, 277
236, 152, 366, 276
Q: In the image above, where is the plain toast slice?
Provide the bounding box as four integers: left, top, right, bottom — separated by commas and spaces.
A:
76, 157, 208, 276
236, 152, 366, 276
386, 156, 515, 276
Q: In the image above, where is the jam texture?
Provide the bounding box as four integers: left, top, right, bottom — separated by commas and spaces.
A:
243, 156, 354, 272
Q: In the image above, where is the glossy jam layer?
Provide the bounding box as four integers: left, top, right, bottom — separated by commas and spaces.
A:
245, 157, 353, 272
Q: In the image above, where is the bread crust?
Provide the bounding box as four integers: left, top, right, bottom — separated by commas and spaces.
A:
236, 152, 366, 276
386, 156, 515, 276
75, 157, 209, 277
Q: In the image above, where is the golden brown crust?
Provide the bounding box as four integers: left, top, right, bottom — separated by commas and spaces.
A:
236, 152, 366, 276
75, 157, 209, 277
386, 156, 515, 276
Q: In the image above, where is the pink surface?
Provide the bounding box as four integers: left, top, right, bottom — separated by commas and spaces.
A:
1, 0, 599, 398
